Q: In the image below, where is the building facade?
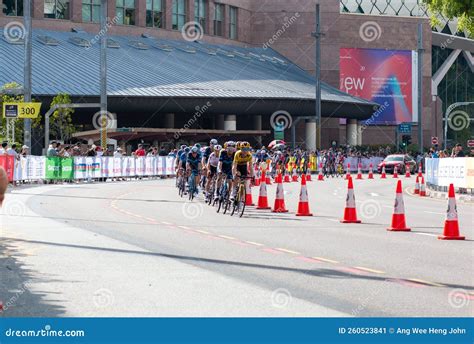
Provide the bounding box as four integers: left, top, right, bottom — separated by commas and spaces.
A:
1, 0, 472, 149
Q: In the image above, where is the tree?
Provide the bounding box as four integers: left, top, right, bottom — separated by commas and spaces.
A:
49, 93, 76, 143
423, 0, 474, 37
0, 82, 25, 143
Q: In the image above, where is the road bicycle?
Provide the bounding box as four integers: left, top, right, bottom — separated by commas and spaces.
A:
231, 176, 253, 217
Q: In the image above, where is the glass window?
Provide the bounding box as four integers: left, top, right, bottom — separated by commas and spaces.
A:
194, 0, 206, 34
213, 3, 223, 36
229, 6, 237, 39
146, 0, 163, 28
82, 0, 100, 23
172, 0, 186, 31
44, 0, 70, 19
116, 0, 135, 25
2, 0, 23, 16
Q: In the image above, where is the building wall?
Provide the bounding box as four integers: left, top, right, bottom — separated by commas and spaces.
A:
1, 0, 438, 148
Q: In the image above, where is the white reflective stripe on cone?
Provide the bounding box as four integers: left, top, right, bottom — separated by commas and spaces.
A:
393, 194, 405, 214
446, 198, 458, 220
259, 183, 267, 197
300, 186, 308, 202
245, 179, 251, 193
276, 183, 284, 199
346, 189, 356, 208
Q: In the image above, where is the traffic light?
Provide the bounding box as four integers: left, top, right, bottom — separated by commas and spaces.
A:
402, 135, 412, 147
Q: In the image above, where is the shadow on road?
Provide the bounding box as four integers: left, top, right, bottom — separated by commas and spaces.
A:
0, 241, 66, 317
5, 237, 474, 292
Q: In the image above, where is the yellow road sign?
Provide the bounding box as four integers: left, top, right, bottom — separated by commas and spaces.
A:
2, 102, 41, 119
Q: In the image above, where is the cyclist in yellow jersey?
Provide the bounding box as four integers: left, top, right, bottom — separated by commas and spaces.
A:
231, 141, 253, 200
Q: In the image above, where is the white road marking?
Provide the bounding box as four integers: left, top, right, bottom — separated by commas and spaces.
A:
424, 211, 444, 215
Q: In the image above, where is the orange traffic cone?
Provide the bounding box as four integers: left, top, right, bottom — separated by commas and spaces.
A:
283, 171, 290, 183
387, 180, 411, 231
417, 163, 422, 178
356, 163, 363, 180
419, 176, 426, 197
266, 174, 272, 185
306, 170, 312, 182
345, 163, 351, 180
438, 184, 465, 240
381, 163, 387, 179
405, 164, 411, 178
245, 179, 255, 206
256, 170, 271, 210
254, 170, 260, 187
272, 174, 288, 213
414, 176, 420, 194
296, 174, 312, 216
318, 163, 324, 181
292, 168, 298, 182
340, 177, 361, 223
368, 164, 374, 179
393, 166, 399, 178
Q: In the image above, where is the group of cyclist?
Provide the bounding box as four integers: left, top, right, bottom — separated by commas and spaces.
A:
175, 139, 254, 202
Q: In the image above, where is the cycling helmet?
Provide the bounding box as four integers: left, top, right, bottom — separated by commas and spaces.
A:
195, 143, 201, 149
184, 147, 190, 153
236, 141, 242, 150
210, 139, 218, 146
241, 142, 251, 151
227, 141, 236, 147
180, 144, 186, 150
191, 146, 199, 153
214, 144, 222, 151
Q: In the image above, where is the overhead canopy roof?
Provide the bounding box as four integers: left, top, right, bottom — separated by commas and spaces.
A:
0, 28, 378, 119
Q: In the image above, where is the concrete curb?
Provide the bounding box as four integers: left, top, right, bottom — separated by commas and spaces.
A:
427, 189, 474, 203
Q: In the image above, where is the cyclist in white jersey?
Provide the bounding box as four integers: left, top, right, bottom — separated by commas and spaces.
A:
205, 145, 221, 197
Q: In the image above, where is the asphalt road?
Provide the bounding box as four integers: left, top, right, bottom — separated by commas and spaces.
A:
1, 174, 473, 317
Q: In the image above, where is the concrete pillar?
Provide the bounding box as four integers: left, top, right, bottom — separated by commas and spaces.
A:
356, 123, 363, 146
346, 119, 358, 146
254, 115, 262, 146
164, 0, 173, 30
305, 119, 316, 151
224, 115, 236, 131
215, 115, 225, 130
164, 113, 175, 128
33, 0, 44, 19
136, 0, 147, 27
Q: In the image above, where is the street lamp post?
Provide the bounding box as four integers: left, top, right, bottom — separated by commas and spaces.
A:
312, 4, 323, 150
23, 0, 32, 148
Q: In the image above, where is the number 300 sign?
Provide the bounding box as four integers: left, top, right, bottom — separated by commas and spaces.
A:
2, 102, 41, 119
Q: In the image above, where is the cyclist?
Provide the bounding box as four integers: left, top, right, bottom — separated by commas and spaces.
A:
231, 141, 254, 201
175, 144, 187, 173
186, 146, 201, 196
215, 141, 236, 202
206, 144, 221, 197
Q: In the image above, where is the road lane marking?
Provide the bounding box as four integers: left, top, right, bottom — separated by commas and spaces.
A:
296, 256, 321, 263
413, 232, 438, 237
424, 211, 444, 215
178, 226, 191, 230
388, 278, 427, 288
218, 235, 236, 240
353, 267, 385, 274
145, 217, 156, 222
195, 230, 210, 234
327, 219, 339, 223
275, 248, 300, 255
369, 193, 380, 197
312, 257, 338, 264
161, 221, 172, 225
262, 248, 284, 255
245, 241, 264, 246
338, 267, 368, 275
407, 279, 445, 287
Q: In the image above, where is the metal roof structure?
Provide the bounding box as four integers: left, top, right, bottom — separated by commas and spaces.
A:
0, 28, 377, 119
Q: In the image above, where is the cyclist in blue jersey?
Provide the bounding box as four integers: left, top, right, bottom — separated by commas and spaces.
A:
186, 146, 201, 196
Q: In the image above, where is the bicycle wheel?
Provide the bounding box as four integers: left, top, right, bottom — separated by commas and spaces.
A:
217, 184, 226, 213
188, 177, 195, 201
